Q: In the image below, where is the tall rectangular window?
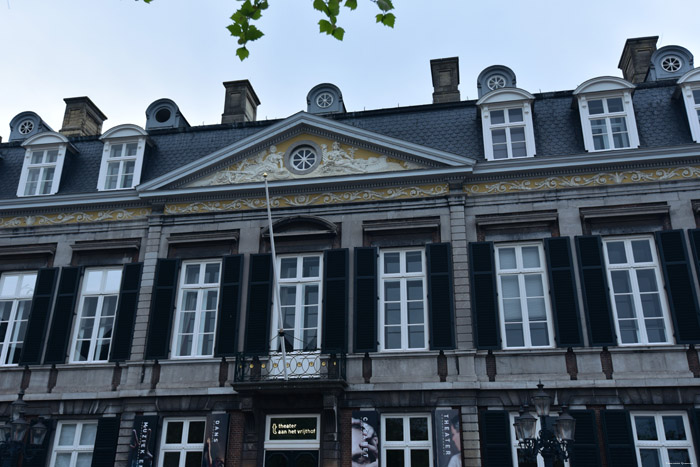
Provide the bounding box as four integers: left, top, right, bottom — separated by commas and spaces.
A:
496, 244, 553, 348
104, 142, 138, 190
49, 421, 97, 467
271, 254, 322, 352
381, 414, 432, 467
490, 108, 528, 159
379, 250, 428, 351
173, 261, 221, 358
603, 237, 672, 345
0, 272, 36, 366
587, 97, 631, 150
24, 149, 59, 196
631, 413, 697, 467
159, 419, 206, 467
70, 268, 122, 363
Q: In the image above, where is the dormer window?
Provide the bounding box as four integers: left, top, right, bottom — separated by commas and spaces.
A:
98, 124, 149, 191
477, 88, 536, 161
678, 68, 700, 143
17, 132, 71, 197
573, 76, 640, 153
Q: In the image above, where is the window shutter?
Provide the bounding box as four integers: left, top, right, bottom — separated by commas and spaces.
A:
602, 410, 636, 466
215, 254, 244, 357
575, 236, 616, 346
656, 230, 700, 343
427, 243, 455, 350
569, 410, 602, 467
19, 267, 58, 365
109, 262, 143, 362
91, 416, 121, 467
145, 259, 180, 360
690, 229, 700, 279
469, 242, 500, 349
354, 247, 378, 353
691, 408, 700, 462
322, 249, 349, 353
480, 411, 512, 467
545, 237, 584, 347
44, 267, 81, 364
244, 254, 273, 355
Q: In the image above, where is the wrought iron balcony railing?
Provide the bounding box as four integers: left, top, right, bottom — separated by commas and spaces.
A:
234, 352, 346, 383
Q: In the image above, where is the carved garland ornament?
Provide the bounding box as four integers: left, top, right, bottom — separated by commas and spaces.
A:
0, 208, 151, 229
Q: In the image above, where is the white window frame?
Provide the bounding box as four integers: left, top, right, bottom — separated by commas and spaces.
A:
97, 124, 148, 191
495, 243, 555, 349
158, 418, 207, 467
17, 132, 70, 197
49, 421, 97, 467
381, 413, 433, 467
680, 85, 700, 143
602, 236, 673, 346
630, 412, 697, 467
477, 88, 537, 161
0, 271, 37, 366
270, 254, 323, 353
378, 249, 429, 351
509, 412, 569, 467
172, 260, 221, 359
69, 267, 123, 363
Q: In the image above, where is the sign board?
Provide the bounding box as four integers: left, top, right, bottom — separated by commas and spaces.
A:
268, 417, 318, 440
128, 415, 158, 467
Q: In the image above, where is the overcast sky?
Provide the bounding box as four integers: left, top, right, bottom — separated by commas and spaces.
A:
1, 0, 700, 142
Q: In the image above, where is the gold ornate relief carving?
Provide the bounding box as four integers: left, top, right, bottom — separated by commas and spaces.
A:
466, 166, 700, 195
165, 184, 448, 215
0, 208, 151, 229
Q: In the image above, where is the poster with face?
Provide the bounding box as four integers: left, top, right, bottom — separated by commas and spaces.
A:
202, 413, 229, 467
128, 415, 158, 467
351, 410, 380, 467
435, 409, 462, 467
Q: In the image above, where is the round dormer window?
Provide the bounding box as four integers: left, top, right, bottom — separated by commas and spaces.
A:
487, 75, 507, 90
284, 141, 322, 175
661, 55, 682, 73
155, 107, 172, 123
18, 119, 34, 135
316, 92, 334, 109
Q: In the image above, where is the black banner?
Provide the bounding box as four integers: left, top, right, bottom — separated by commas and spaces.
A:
351, 410, 380, 467
202, 413, 229, 467
435, 409, 462, 467
128, 415, 158, 467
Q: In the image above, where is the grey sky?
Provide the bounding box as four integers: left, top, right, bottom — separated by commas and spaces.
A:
1, 0, 699, 142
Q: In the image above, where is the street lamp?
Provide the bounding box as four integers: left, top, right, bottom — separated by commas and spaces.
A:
0, 392, 48, 466
512, 383, 575, 467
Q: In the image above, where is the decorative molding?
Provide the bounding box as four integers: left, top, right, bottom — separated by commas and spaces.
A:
466, 165, 700, 195
188, 141, 422, 187
0, 208, 151, 229
165, 184, 449, 215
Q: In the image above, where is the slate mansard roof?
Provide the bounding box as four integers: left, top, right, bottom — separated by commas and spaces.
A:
0, 79, 697, 201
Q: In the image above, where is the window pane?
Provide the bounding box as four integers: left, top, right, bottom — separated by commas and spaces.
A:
407, 281, 423, 301
54, 453, 72, 467
46, 150, 58, 163
302, 256, 320, 277
491, 110, 505, 124
385, 303, 400, 325
165, 421, 184, 443
530, 322, 549, 346
182, 291, 198, 312
406, 251, 422, 273
636, 269, 658, 293
662, 416, 687, 440
185, 452, 203, 467
188, 421, 205, 443
408, 302, 424, 324
204, 263, 220, 284
668, 449, 691, 466
410, 449, 430, 467
184, 264, 200, 284
385, 282, 400, 302
492, 129, 507, 144
79, 423, 97, 445
509, 108, 523, 122
0, 276, 18, 297
498, 248, 516, 270
205, 290, 218, 310
640, 294, 662, 318
510, 126, 525, 142
505, 323, 524, 347
30, 151, 44, 164
19, 274, 37, 297
408, 326, 424, 348
385, 326, 401, 349
385, 418, 404, 441
163, 452, 180, 467
110, 144, 123, 158
639, 449, 661, 467
645, 319, 666, 342
40, 167, 55, 194
384, 253, 400, 274
409, 417, 428, 440
521, 247, 540, 268
58, 423, 77, 445
76, 453, 93, 467
631, 240, 653, 262
511, 142, 527, 158
693, 89, 700, 104
607, 97, 624, 112
634, 416, 658, 440
386, 450, 405, 467
527, 298, 547, 321
611, 270, 632, 294
524, 274, 543, 297
503, 299, 522, 321
125, 143, 138, 156
493, 144, 509, 159
588, 100, 605, 115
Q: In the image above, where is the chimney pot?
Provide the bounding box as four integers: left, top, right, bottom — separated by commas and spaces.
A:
222, 80, 261, 124
430, 57, 460, 104
618, 36, 658, 84
59, 97, 107, 137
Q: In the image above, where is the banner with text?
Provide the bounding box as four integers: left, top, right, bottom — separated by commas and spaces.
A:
351, 410, 380, 467
435, 409, 462, 467
128, 415, 158, 467
202, 413, 229, 467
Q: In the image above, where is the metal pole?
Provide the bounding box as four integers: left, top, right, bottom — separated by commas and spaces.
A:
263, 173, 288, 380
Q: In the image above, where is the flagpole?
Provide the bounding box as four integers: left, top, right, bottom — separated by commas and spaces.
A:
263, 173, 288, 380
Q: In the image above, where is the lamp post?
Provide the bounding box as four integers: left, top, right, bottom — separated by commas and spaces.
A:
0, 392, 48, 467
512, 383, 576, 467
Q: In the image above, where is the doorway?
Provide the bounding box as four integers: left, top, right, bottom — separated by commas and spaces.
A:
264, 450, 319, 467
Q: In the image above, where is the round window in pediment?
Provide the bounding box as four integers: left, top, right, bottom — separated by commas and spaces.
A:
487, 74, 507, 90
18, 119, 35, 135
661, 55, 682, 73
284, 141, 322, 175
316, 92, 334, 109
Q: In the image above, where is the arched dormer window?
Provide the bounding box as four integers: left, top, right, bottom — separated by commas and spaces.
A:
477, 88, 536, 160
98, 124, 150, 191
17, 132, 73, 197
677, 68, 700, 143
573, 76, 639, 152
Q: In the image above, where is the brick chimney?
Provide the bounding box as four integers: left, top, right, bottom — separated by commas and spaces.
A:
222, 80, 260, 124
618, 36, 658, 84
430, 57, 460, 104
59, 97, 107, 137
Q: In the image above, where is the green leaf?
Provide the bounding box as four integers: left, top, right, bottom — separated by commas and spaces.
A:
246, 24, 264, 41
231, 11, 246, 24
143, 0, 152, 3
327, 0, 340, 16
313, 0, 329, 14
236, 47, 250, 61
376, 0, 393, 11
331, 26, 345, 40
239, 0, 256, 16
344, 0, 357, 9
250, 8, 263, 20
227, 23, 243, 36
318, 19, 334, 34
381, 12, 395, 27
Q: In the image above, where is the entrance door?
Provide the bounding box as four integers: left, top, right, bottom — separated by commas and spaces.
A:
264, 450, 318, 467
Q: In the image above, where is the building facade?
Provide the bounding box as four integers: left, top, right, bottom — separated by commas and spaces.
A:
2, 36, 700, 467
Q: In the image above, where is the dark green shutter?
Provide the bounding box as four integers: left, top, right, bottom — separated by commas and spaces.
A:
575, 236, 616, 346
215, 255, 244, 357
427, 243, 455, 350
469, 242, 500, 349
480, 411, 512, 467
354, 247, 378, 353
91, 416, 121, 467
110, 263, 143, 362
145, 259, 180, 360
690, 229, 700, 281
656, 230, 700, 343
244, 254, 273, 355
44, 267, 81, 364
322, 249, 349, 353
602, 410, 637, 467
545, 237, 584, 347
19, 268, 58, 365
691, 408, 700, 462
569, 410, 602, 467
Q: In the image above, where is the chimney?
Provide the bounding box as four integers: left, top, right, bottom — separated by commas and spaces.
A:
618, 36, 658, 84
59, 97, 107, 137
222, 80, 261, 124
430, 57, 460, 104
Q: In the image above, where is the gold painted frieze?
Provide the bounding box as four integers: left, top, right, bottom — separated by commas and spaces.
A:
0, 208, 151, 229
